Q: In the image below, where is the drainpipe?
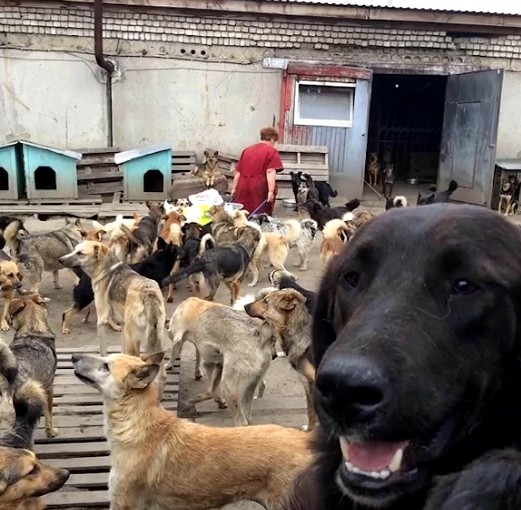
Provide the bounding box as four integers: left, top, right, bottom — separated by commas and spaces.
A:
94, 0, 115, 147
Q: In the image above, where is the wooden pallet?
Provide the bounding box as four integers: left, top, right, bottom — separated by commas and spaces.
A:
172, 151, 197, 173
35, 346, 180, 509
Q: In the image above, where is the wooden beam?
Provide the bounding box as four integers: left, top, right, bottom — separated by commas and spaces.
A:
287, 64, 372, 80
12, 0, 521, 32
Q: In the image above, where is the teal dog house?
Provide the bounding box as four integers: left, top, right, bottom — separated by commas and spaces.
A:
116, 143, 172, 201
0, 142, 25, 199
21, 141, 81, 200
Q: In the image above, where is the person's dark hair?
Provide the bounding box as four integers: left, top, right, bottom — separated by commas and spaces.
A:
260, 127, 279, 142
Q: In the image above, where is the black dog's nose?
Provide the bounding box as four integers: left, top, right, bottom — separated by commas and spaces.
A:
71, 354, 81, 365
316, 356, 387, 425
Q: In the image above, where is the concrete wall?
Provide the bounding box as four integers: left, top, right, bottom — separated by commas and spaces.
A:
0, 49, 107, 149
497, 71, 521, 159
112, 58, 281, 154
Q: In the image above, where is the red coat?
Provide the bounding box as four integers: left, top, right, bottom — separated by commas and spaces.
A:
234, 142, 284, 215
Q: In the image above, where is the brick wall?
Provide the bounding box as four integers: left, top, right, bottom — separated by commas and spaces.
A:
2, 4, 521, 62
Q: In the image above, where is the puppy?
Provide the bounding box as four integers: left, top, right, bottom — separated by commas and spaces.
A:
301, 199, 360, 230
367, 152, 380, 187
4, 294, 58, 438
385, 195, 408, 210
0, 260, 22, 331
382, 162, 396, 198
269, 269, 297, 288
73, 352, 313, 509
290, 171, 304, 211
245, 289, 318, 431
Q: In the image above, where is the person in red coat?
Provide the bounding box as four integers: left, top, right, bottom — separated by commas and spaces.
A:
231, 127, 284, 216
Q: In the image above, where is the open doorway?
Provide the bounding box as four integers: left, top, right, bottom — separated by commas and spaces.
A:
367, 74, 447, 188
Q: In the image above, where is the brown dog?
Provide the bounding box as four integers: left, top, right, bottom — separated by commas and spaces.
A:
0, 446, 69, 509
202, 150, 220, 187
367, 152, 380, 187
0, 261, 22, 331
320, 219, 350, 268
73, 352, 313, 510
160, 211, 185, 302
245, 289, 318, 431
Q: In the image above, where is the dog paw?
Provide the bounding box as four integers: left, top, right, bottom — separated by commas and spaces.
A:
167, 297, 174, 303
194, 372, 203, 380
247, 282, 257, 288
216, 400, 228, 409
301, 425, 309, 432
46, 427, 59, 438
53, 284, 63, 290
276, 351, 287, 358
298, 266, 307, 272
110, 325, 122, 333
61, 327, 71, 335
0, 322, 10, 332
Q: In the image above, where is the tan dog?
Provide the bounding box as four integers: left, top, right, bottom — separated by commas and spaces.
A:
0, 261, 22, 331
58, 242, 168, 394
320, 219, 350, 268
72, 352, 313, 510
201, 150, 220, 187
245, 289, 318, 431
367, 152, 380, 187
0, 446, 69, 510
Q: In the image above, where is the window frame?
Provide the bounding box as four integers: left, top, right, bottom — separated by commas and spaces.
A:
294, 80, 356, 128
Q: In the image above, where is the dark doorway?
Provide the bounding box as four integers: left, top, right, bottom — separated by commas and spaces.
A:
0, 168, 8, 191
143, 169, 164, 193
34, 166, 57, 190
367, 74, 447, 184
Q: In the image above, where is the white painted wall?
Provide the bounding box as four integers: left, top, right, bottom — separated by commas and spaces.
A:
112, 58, 282, 156
0, 49, 108, 149
497, 71, 521, 159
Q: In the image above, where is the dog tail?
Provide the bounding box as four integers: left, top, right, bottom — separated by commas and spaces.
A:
143, 293, 165, 354
280, 219, 302, 244
345, 199, 361, 212
447, 180, 458, 194
3, 380, 46, 449
199, 233, 215, 254
119, 224, 142, 246
161, 259, 206, 288
323, 219, 349, 241
3, 220, 25, 254
393, 196, 408, 208
327, 183, 338, 197
0, 338, 18, 384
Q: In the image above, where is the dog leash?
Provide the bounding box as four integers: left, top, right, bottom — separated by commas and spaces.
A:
247, 199, 269, 219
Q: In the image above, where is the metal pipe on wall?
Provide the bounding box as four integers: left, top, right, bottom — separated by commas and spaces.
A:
94, 0, 115, 147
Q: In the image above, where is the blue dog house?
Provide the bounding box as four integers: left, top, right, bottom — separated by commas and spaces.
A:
0, 142, 25, 199
116, 143, 172, 201
21, 141, 81, 200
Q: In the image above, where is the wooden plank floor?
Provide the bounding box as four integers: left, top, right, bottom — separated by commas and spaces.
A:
35, 346, 180, 509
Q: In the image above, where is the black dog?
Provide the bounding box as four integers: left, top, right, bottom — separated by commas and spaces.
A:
290, 172, 304, 211
179, 222, 213, 268
315, 181, 338, 208
286, 204, 521, 510
301, 199, 360, 230
417, 180, 458, 206
61, 238, 183, 334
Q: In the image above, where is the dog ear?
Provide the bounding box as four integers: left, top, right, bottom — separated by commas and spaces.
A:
9, 299, 25, 317
280, 290, 306, 311
141, 352, 165, 365
133, 212, 142, 222
29, 294, 47, 307
16, 272, 23, 281
180, 214, 187, 222
213, 151, 219, 157
127, 363, 160, 390
94, 244, 109, 261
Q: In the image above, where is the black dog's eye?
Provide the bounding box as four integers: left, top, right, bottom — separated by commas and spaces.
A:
344, 271, 360, 288
452, 279, 480, 295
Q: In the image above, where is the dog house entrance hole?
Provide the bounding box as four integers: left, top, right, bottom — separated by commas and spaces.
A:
0, 168, 8, 191
143, 169, 164, 193
34, 166, 57, 190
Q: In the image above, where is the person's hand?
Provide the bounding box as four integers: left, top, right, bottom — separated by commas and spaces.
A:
268, 191, 275, 202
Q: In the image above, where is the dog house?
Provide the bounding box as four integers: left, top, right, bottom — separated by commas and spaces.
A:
0, 141, 25, 199
116, 143, 172, 201
20, 141, 81, 200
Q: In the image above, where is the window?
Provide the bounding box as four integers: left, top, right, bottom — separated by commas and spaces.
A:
294, 80, 355, 128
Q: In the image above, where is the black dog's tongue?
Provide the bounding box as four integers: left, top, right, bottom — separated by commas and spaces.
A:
340, 438, 410, 472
